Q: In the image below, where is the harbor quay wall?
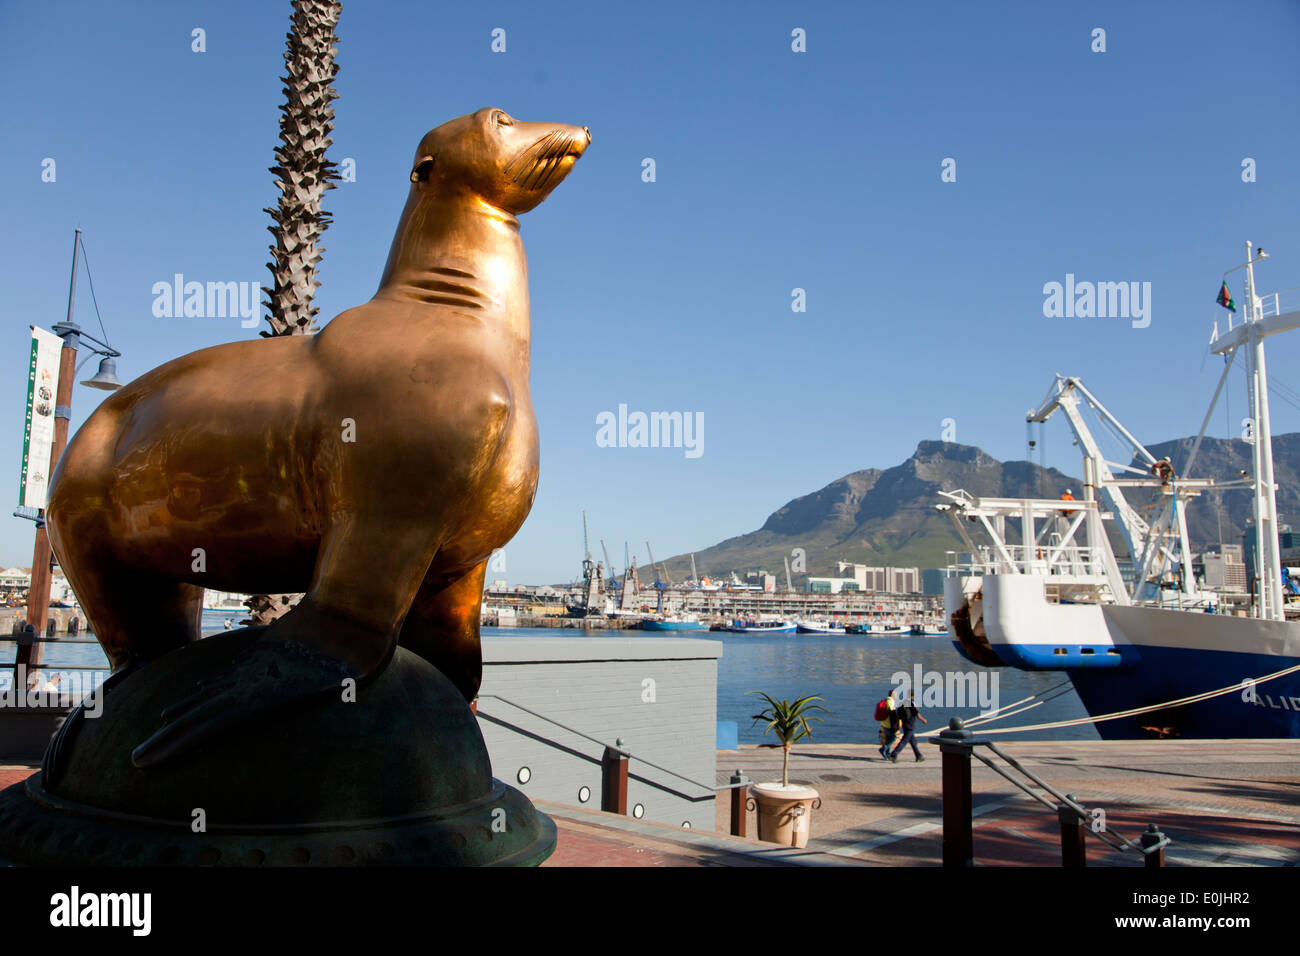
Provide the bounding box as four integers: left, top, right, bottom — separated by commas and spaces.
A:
0, 607, 88, 636
483, 586, 943, 626
475, 637, 722, 830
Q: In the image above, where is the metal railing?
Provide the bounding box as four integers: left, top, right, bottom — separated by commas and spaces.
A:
945, 546, 1109, 579
474, 693, 752, 835
0, 634, 107, 702
1257, 286, 1300, 319
934, 718, 1169, 867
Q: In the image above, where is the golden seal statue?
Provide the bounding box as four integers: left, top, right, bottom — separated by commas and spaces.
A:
0, 110, 589, 868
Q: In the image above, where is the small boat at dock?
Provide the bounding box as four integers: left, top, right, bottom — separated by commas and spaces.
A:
726, 617, 797, 634
795, 619, 845, 634
638, 614, 707, 631
846, 622, 910, 636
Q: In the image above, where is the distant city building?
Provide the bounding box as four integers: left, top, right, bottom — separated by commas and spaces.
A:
805, 577, 860, 594
1197, 546, 1246, 591
888, 567, 921, 594
0, 567, 30, 590
921, 568, 945, 596
833, 562, 921, 594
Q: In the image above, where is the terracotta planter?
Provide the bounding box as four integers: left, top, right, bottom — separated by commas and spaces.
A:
750, 782, 820, 848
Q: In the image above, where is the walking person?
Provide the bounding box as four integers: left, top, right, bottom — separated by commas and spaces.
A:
875, 687, 902, 759
889, 694, 927, 762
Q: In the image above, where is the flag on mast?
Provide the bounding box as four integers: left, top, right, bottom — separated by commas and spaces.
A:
1216, 281, 1236, 312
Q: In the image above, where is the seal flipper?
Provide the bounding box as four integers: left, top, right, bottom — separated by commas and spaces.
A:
398, 562, 487, 702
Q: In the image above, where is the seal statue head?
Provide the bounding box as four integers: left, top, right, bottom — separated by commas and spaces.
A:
408, 107, 591, 214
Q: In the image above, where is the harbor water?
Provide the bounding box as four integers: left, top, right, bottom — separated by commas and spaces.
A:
482, 627, 1101, 743
1, 618, 1101, 743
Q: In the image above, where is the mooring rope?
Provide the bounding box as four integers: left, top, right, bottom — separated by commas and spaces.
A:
917, 660, 1300, 736
958, 679, 1075, 729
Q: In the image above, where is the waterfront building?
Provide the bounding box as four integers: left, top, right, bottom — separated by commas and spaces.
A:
0, 568, 30, 591
805, 577, 860, 594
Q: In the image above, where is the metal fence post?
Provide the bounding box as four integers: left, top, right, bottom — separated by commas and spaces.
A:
936, 717, 974, 867
730, 770, 749, 838
1059, 795, 1086, 867
601, 739, 628, 815
1141, 823, 1166, 868
15, 625, 37, 690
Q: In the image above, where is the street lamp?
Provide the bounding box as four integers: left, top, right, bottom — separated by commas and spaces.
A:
18, 229, 123, 687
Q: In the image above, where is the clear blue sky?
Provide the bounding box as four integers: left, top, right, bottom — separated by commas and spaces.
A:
3, 0, 1299, 584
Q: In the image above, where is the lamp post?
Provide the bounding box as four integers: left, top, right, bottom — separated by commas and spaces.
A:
18, 229, 122, 687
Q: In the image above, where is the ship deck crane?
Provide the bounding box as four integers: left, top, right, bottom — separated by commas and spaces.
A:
1027, 375, 1234, 604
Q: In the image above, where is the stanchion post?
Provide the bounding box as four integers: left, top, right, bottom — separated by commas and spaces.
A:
729, 770, 748, 838
936, 718, 974, 867
1141, 823, 1166, 868
1059, 796, 1086, 867
601, 739, 628, 815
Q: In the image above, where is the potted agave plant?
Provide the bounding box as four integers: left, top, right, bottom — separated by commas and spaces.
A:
747, 692, 831, 848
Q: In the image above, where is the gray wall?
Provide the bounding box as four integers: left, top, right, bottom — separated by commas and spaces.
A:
476, 636, 722, 830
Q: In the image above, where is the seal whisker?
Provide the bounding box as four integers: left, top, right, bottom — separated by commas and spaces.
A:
507, 131, 563, 187
526, 156, 555, 191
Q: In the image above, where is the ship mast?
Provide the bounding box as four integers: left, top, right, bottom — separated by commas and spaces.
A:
1243, 242, 1284, 620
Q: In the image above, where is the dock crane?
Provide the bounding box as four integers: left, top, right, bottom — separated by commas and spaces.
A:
578, 510, 602, 611
645, 541, 669, 589
645, 541, 668, 614
581, 511, 594, 583
600, 539, 618, 589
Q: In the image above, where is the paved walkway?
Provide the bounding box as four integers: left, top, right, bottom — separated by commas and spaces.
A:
714, 740, 1300, 866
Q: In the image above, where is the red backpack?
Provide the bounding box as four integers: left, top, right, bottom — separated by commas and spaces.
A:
874, 698, 892, 721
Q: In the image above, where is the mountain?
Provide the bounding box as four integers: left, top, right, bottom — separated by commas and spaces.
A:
663, 441, 1078, 581
662, 436, 1300, 581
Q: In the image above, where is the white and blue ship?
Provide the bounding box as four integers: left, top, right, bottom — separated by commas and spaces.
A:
943, 246, 1300, 739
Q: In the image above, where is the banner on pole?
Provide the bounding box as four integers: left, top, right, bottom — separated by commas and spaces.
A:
19, 326, 63, 510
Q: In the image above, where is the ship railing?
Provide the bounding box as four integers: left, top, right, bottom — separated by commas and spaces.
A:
934, 718, 1169, 867
1255, 285, 1300, 320
474, 693, 755, 837
944, 546, 1110, 579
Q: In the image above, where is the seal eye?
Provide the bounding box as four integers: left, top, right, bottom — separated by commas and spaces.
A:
410, 156, 434, 184
494, 111, 513, 128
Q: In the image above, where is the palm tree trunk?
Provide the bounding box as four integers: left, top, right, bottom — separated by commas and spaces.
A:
244, 0, 342, 627
782, 743, 790, 787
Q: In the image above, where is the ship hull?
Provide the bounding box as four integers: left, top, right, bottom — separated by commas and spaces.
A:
944, 575, 1300, 739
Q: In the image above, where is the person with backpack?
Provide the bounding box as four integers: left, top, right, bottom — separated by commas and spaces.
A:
889, 694, 928, 762
875, 688, 901, 759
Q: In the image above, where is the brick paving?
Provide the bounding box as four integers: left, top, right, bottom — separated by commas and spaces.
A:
714, 740, 1300, 866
